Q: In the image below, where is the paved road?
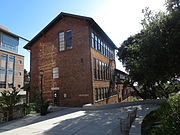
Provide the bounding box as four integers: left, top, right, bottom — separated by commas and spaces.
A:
0, 105, 157, 135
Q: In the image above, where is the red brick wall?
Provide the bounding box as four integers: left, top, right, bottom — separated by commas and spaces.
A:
30, 16, 93, 107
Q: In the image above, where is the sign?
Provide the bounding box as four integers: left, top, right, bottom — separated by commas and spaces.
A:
51, 87, 59, 91
79, 94, 89, 97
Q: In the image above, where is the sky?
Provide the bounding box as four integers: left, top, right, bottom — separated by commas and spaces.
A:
0, 0, 165, 72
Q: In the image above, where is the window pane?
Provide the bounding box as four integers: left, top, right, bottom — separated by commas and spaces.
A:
9, 56, 15, 69
1, 33, 18, 53
0, 54, 7, 68
59, 32, 65, 51
93, 58, 97, 79
0, 69, 6, 82
52, 67, 59, 79
8, 70, 14, 84
91, 33, 95, 48
66, 30, 72, 47
95, 35, 97, 50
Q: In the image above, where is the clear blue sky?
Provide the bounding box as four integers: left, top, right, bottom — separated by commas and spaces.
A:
0, 0, 165, 71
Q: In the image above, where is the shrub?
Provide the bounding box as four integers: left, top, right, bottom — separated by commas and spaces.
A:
155, 94, 180, 135
142, 94, 180, 135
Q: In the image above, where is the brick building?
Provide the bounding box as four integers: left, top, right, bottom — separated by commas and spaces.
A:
0, 26, 25, 101
24, 12, 132, 107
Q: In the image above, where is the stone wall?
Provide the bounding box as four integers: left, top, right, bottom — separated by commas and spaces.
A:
0, 105, 25, 123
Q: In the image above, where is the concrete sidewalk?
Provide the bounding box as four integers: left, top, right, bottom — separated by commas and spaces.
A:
0, 105, 158, 135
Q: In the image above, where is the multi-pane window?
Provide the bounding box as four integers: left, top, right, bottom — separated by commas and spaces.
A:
95, 88, 98, 101
97, 60, 100, 80
94, 35, 98, 50
91, 33, 115, 60
59, 30, 73, 51
59, 32, 65, 51
93, 58, 97, 79
91, 33, 95, 48
8, 56, 15, 88
97, 39, 101, 51
93, 58, 114, 81
99, 61, 102, 80
95, 87, 116, 101
1, 33, 18, 53
8, 70, 14, 88
66, 30, 72, 47
9, 56, 15, 69
52, 67, 59, 79
0, 69, 6, 82
1, 54, 7, 68
0, 54, 7, 88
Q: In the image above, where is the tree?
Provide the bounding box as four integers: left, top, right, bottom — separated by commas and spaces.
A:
0, 88, 20, 121
117, 3, 180, 99
24, 69, 30, 104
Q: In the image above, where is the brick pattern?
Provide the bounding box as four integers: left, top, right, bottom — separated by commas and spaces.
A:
30, 17, 93, 107
29, 15, 130, 107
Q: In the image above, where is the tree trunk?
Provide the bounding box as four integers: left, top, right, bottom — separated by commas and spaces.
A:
131, 85, 146, 99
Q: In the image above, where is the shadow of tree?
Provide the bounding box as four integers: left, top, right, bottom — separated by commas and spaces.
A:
42, 107, 138, 135
0, 108, 81, 133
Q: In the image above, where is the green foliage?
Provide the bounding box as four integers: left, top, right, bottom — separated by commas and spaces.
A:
142, 94, 180, 135
0, 87, 21, 121
165, 0, 180, 12
141, 110, 161, 135
117, 2, 180, 98
155, 94, 180, 134
25, 103, 38, 114
30, 86, 41, 113
0, 87, 20, 108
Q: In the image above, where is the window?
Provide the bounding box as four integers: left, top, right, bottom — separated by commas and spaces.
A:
97, 38, 101, 51
8, 69, 14, 84
52, 67, 59, 79
0, 69, 6, 82
96, 60, 99, 80
99, 61, 102, 80
94, 35, 98, 50
95, 88, 98, 101
103, 88, 106, 99
98, 88, 102, 99
66, 30, 72, 47
101, 63, 104, 80
93, 58, 97, 79
18, 60, 22, 64
91, 33, 95, 48
100, 41, 103, 54
59, 32, 65, 51
18, 72, 21, 77
1, 33, 18, 53
9, 56, 15, 69
0, 54, 7, 68
101, 88, 104, 99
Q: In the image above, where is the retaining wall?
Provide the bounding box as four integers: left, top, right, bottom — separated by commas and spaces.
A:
83, 99, 165, 110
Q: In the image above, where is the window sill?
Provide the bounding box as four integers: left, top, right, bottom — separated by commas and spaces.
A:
59, 48, 72, 53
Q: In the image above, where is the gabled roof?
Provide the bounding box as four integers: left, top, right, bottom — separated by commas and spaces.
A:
24, 12, 117, 50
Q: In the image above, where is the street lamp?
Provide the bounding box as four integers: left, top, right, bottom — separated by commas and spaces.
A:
40, 70, 44, 103
39, 70, 45, 115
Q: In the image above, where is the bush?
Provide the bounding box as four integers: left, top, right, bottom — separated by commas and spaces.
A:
155, 94, 180, 135
142, 94, 180, 135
